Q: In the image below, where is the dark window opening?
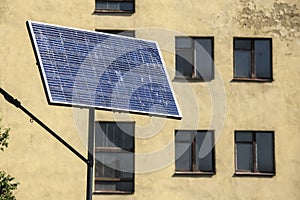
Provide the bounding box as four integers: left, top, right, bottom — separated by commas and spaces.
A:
94, 122, 135, 194
175, 37, 214, 81
95, 29, 135, 38
235, 131, 275, 176
95, 0, 135, 13
175, 130, 215, 175
233, 38, 272, 81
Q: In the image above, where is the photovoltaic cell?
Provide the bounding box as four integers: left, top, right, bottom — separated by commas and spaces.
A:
26, 21, 181, 119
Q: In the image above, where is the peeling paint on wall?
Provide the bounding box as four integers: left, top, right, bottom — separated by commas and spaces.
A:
0, 0, 9, 24
0, 1, 9, 15
236, 0, 300, 39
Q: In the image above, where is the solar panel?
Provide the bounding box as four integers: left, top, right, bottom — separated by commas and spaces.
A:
26, 21, 181, 119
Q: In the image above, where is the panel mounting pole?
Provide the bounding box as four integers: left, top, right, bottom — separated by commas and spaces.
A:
86, 108, 95, 200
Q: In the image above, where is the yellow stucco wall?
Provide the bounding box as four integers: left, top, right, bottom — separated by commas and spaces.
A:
0, 0, 300, 199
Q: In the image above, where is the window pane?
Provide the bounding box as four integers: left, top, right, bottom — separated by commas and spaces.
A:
175, 130, 195, 142
235, 39, 251, 50
235, 132, 253, 142
106, 123, 120, 147
99, 30, 135, 37
195, 38, 212, 54
256, 132, 274, 173
95, 159, 119, 178
116, 181, 134, 192
108, 2, 120, 10
95, 122, 134, 150
175, 143, 192, 171
96, 1, 134, 11
95, 152, 134, 178
95, 181, 117, 191
255, 40, 271, 78
95, 123, 114, 147
116, 122, 134, 150
194, 39, 213, 79
236, 143, 253, 171
96, 2, 108, 10
118, 31, 135, 37
120, 2, 134, 11
234, 50, 251, 78
196, 131, 214, 172
176, 37, 193, 48
176, 49, 193, 77
175, 131, 194, 171
95, 181, 134, 192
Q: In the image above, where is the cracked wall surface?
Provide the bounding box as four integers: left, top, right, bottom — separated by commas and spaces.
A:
236, 0, 300, 39
0, 0, 9, 23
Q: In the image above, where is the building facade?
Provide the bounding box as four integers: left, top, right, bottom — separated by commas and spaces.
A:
0, 0, 300, 199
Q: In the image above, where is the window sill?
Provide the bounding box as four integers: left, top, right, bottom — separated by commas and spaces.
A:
231, 78, 273, 82
93, 190, 133, 195
173, 171, 215, 177
234, 171, 275, 177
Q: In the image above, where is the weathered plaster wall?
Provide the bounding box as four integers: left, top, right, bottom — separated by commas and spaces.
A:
0, 0, 299, 199
236, 0, 300, 39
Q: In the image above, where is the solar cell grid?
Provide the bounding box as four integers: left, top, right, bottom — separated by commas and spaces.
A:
27, 21, 181, 118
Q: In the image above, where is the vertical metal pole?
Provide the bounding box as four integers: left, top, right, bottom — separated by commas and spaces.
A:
86, 108, 95, 200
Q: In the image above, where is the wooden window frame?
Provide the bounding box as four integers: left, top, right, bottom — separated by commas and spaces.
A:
234, 130, 275, 177
94, 0, 135, 14
233, 38, 273, 82
94, 121, 135, 195
174, 130, 216, 176
175, 36, 214, 81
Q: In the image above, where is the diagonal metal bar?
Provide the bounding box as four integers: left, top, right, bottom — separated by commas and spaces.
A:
0, 87, 89, 165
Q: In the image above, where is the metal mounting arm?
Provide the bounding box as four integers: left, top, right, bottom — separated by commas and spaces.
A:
0, 87, 89, 165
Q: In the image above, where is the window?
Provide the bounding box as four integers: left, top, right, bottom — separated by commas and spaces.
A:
175, 37, 214, 81
235, 131, 275, 176
233, 38, 272, 81
175, 130, 215, 175
94, 122, 135, 194
95, 0, 135, 13
95, 29, 135, 38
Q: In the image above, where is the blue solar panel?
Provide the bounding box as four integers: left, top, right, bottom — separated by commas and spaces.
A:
27, 21, 181, 119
